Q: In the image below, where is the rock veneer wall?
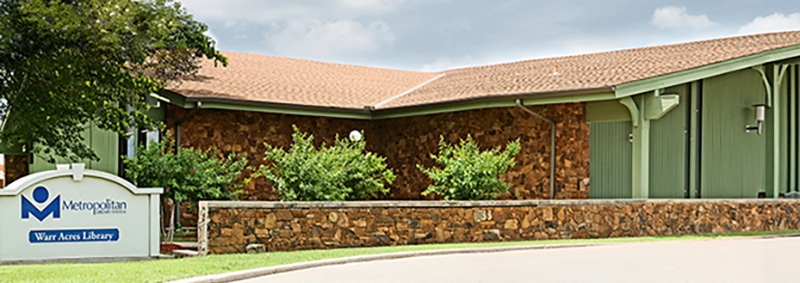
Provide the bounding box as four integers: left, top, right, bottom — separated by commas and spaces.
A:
168, 103, 589, 201
2, 155, 28, 187
198, 199, 800, 254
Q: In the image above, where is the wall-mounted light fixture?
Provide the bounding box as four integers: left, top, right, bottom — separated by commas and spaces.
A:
745, 104, 766, 135
349, 130, 362, 141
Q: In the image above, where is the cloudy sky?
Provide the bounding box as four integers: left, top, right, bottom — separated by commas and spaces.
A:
181, 0, 800, 72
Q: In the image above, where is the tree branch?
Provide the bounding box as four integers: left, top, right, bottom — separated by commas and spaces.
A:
0, 74, 27, 136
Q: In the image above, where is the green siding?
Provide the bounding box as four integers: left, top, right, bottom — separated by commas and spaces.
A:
688, 82, 701, 198
90, 126, 119, 173
0, 141, 24, 154
700, 69, 765, 198
589, 121, 632, 198
585, 100, 631, 122
30, 123, 119, 174
649, 85, 688, 198
145, 96, 166, 122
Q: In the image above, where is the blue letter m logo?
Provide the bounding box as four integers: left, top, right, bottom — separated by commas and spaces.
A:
21, 186, 61, 221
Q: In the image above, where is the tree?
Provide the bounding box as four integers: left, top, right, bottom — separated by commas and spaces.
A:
123, 133, 248, 240
259, 126, 395, 201
0, 0, 226, 161
418, 135, 520, 200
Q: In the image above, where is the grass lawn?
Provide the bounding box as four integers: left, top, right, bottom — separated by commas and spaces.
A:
1, 229, 798, 283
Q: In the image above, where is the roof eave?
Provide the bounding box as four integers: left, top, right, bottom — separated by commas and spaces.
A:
371, 87, 616, 119
188, 96, 374, 120
159, 87, 616, 120
157, 90, 374, 120
614, 44, 800, 98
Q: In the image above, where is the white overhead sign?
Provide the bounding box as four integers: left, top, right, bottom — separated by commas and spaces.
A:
0, 164, 162, 263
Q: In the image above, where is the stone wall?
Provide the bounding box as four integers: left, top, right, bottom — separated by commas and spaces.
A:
168, 103, 589, 201
198, 199, 800, 254
3, 155, 28, 187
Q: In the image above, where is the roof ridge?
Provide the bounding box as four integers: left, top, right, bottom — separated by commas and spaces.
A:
374, 73, 445, 109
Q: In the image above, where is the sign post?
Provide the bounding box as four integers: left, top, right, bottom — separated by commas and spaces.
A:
0, 164, 162, 263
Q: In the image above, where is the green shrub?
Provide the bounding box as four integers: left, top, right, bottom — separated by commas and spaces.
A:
418, 135, 520, 200
259, 126, 395, 201
123, 133, 248, 239
123, 134, 248, 203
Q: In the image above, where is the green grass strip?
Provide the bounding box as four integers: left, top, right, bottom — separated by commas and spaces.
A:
2, 229, 798, 283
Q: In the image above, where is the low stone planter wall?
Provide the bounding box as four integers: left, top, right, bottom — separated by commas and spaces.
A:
198, 199, 800, 255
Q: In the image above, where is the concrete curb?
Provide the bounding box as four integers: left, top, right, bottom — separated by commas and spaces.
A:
168, 233, 800, 283
168, 242, 606, 283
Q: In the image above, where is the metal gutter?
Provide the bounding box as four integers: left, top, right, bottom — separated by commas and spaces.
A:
515, 99, 556, 200
372, 88, 616, 119
374, 73, 445, 109
157, 90, 192, 108
184, 96, 373, 120
148, 93, 172, 103
163, 87, 615, 120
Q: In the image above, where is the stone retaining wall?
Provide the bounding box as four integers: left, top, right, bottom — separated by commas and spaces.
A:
198, 199, 800, 254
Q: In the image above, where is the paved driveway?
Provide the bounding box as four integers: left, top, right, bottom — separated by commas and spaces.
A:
235, 237, 800, 283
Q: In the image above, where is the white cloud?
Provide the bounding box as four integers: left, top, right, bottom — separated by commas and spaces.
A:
421, 56, 478, 72
739, 13, 800, 35
337, 0, 403, 14
265, 20, 395, 58
181, 0, 444, 23
651, 6, 717, 29
181, 0, 431, 60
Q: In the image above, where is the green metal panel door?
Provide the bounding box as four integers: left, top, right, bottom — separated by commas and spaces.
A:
701, 69, 765, 198
589, 121, 633, 198
649, 85, 688, 198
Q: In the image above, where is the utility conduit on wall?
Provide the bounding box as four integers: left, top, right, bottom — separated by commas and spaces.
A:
516, 99, 555, 199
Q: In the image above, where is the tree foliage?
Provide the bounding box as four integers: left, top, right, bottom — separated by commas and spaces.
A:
259, 126, 395, 201
122, 133, 248, 204
0, 0, 225, 161
418, 135, 520, 200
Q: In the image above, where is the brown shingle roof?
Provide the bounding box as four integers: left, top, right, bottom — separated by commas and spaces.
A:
380, 31, 800, 109
168, 31, 800, 111
168, 52, 440, 109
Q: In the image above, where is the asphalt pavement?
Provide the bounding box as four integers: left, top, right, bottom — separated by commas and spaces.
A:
233, 236, 800, 283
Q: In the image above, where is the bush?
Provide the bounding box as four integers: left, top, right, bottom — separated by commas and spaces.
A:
418, 135, 520, 200
123, 134, 248, 203
259, 126, 395, 201
123, 133, 248, 239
